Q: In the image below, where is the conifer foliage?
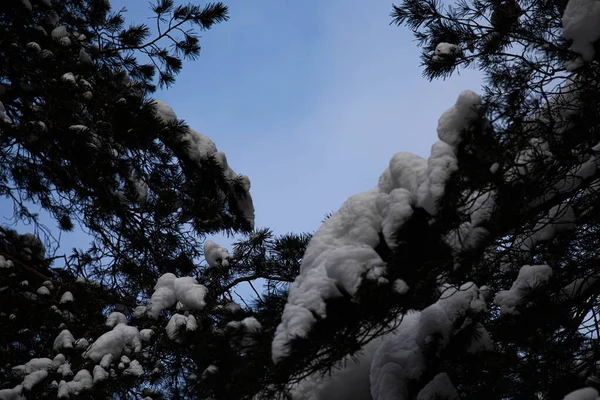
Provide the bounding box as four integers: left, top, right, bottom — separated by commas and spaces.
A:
0, 0, 284, 399
4, 0, 600, 399
0, 0, 252, 293
265, 1, 600, 399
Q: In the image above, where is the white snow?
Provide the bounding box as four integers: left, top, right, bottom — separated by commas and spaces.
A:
99, 354, 113, 369
84, 324, 142, 363
0, 385, 24, 400
305, 291, 476, 399
133, 330, 151, 344
51, 26, 68, 41
74, 338, 89, 350
133, 305, 147, 318
26, 42, 41, 53
520, 204, 575, 252
0, 255, 14, 268
292, 329, 388, 400
92, 365, 109, 383
22, 370, 48, 391
166, 314, 191, 343
42, 280, 54, 289
36, 286, 50, 295
418, 283, 484, 349
378, 152, 427, 196
463, 190, 496, 227
60, 291, 74, 303
202, 365, 219, 379
370, 312, 424, 400
174, 277, 208, 310
432, 43, 461, 62
13, 358, 53, 377
34, 26, 47, 36
106, 312, 127, 328
53, 354, 66, 368
438, 90, 482, 146
57, 381, 68, 399
40, 50, 54, 59
241, 317, 262, 333
123, 360, 143, 376
50, 307, 75, 321
57, 369, 93, 398
61, 73, 76, 84
204, 240, 231, 267
418, 91, 481, 215
563, 387, 600, 400
151, 100, 255, 227
79, 48, 92, 64
166, 313, 198, 343
181, 128, 218, 163
466, 322, 494, 354
446, 190, 496, 255
225, 302, 242, 313
151, 99, 178, 123
146, 273, 208, 318
561, 273, 600, 300
392, 279, 409, 295
53, 330, 75, 351
379, 188, 414, 249
78, 79, 92, 90
146, 273, 178, 318
371, 283, 486, 400
59, 37, 71, 46
69, 124, 89, 133
186, 314, 198, 331
273, 91, 482, 363
57, 363, 73, 377
272, 189, 384, 363
226, 317, 262, 348
416, 373, 458, 400
562, 0, 600, 65
494, 264, 553, 315
46, 11, 59, 26
292, 285, 486, 399
20, 0, 32, 11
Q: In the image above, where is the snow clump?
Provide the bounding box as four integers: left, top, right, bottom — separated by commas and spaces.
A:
272, 91, 482, 363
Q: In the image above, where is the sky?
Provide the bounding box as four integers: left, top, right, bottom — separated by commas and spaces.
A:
111, 0, 483, 237
2, 0, 482, 260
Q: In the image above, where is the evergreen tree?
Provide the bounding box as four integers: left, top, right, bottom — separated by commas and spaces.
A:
0, 227, 310, 399
6, 0, 600, 399
0, 0, 252, 297
264, 1, 600, 399
0, 0, 293, 399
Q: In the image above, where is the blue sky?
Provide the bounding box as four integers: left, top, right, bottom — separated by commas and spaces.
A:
2, 0, 482, 259
110, 0, 483, 237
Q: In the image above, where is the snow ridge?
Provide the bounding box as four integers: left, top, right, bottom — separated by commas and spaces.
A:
151, 100, 255, 227
272, 91, 482, 363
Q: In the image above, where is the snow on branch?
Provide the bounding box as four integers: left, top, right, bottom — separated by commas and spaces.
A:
272, 91, 482, 363
151, 100, 255, 227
